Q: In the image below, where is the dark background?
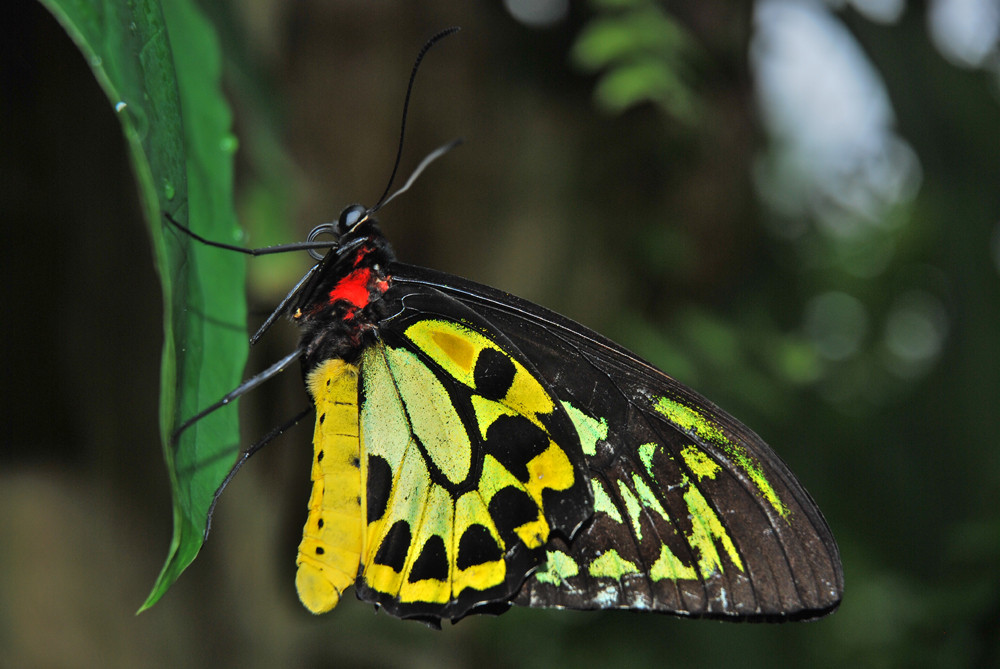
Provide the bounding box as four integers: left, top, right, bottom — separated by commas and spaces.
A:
2, 1, 998, 667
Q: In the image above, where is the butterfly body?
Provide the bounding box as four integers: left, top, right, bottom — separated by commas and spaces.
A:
291, 209, 394, 367
286, 204, 842, 625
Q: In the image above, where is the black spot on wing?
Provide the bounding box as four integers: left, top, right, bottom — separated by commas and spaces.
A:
457, 524, 503, 570
408, 535, 449, 583
473, 348, 516, 400
366, 455, 392, 524
483, 415, 549, 483
488, 486, 539, 545
373, 520, 411, 572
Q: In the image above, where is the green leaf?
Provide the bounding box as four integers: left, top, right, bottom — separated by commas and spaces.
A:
37, 0, 248, 610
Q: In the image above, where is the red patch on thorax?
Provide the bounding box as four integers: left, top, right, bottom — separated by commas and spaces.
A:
329, 268, 373, 309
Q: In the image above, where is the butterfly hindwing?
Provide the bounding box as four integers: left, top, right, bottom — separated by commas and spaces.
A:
350, 285, 593, 621
391, 265, 843, 620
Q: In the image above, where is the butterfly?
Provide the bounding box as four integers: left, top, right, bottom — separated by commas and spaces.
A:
175, 28, 843, 628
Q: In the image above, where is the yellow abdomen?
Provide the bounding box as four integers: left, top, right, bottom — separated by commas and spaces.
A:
295, 360, 363, 614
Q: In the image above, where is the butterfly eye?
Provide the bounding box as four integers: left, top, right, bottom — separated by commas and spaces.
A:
337, 204, 368, 234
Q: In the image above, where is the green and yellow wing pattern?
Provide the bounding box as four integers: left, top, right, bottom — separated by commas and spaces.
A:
391, 266, 843, 621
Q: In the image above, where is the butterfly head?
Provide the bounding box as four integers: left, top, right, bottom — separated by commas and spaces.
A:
305, 204, 377, 261
337, 203, 369, 236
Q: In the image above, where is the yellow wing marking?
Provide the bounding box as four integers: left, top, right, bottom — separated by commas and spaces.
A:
404, 319, 556, 425
452, 490, 507, 592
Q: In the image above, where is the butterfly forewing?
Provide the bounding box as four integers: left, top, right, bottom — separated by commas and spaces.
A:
391, 265, 843, 620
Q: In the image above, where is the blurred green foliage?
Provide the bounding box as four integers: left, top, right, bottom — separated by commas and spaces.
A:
3, 1, 998, 667
572, 0, 702, 121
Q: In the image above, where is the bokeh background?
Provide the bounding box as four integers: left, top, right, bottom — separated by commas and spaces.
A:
3, 1, 998, 667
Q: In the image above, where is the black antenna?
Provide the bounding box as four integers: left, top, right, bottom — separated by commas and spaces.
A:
371, 26, 460, 212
